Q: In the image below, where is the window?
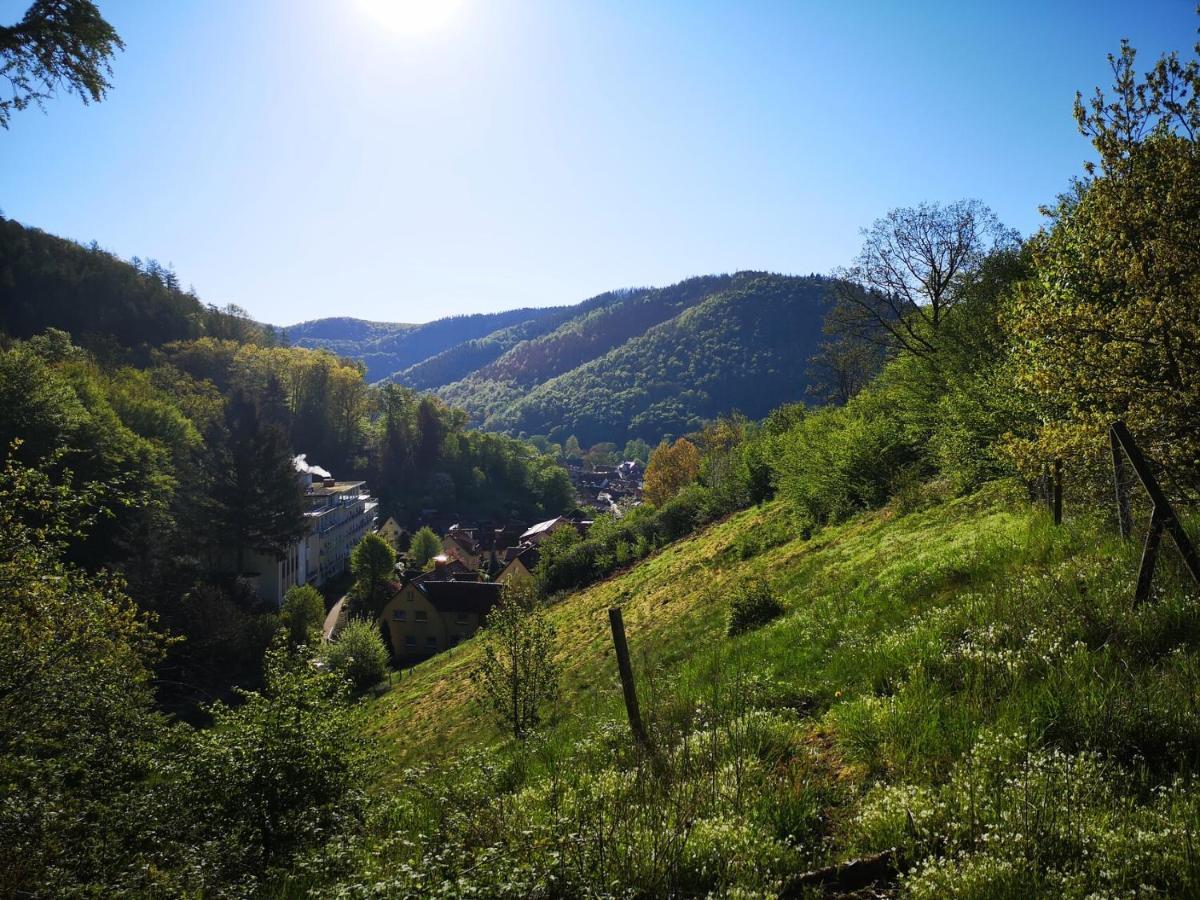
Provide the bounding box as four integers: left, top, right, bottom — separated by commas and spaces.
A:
414, 610, 428, 622
425, 635, 437, 649
392, 609, 406, 621
456, 612, 470, 625
404, 635, 416, 647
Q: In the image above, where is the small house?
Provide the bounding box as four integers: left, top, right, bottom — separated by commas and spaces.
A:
378, 574, 503, 664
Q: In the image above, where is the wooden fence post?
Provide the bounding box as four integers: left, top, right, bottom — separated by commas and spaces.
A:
1109, 421, 1200, 603
608, 606, 651, 751
1052, 458, 1063, 526
1110, 429, 1133, 539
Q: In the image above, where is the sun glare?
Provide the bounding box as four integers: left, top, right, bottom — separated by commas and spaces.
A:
356, 0, 464, 37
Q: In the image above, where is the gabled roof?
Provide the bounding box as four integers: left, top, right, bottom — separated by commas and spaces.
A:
444, 532, 479, 554
520, 516, 567, 541
416, 580, 503, 614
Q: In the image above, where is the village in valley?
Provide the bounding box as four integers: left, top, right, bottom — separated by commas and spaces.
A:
266, 449, 647, 668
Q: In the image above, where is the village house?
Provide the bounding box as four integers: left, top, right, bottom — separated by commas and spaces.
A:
519, 515, 577, 545
376, 516, 405, 551
496, 544, 539, 586
378, 571, 503, 663
442, 527, 482, 569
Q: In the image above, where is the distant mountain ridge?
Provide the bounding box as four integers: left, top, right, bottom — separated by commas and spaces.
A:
285, 307, 569, 382
287, 272, 833, 446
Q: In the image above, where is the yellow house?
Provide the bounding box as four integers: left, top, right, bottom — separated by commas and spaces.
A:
377, 516, 405, 551
496, 545, 539, 586
378, 575, 503, 664
442, 530, 481, 569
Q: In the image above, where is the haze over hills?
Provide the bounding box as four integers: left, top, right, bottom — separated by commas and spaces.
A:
288, 272, 833, 446
284, 306, 571, 383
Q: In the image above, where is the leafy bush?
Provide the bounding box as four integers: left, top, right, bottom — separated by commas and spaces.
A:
324, 619, 389, 691
169, 642, 368, 890
727, 578, 784, 636
773, 389, 920, 530
280, 584, 324, 647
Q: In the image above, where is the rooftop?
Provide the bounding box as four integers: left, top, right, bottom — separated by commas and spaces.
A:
520, 516, 568, 541
306, 480, 366, 497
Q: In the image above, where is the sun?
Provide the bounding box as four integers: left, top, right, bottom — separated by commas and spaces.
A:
356, 0, 464, 37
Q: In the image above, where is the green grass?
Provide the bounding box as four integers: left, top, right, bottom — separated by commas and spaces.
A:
341, 482, 1200, 897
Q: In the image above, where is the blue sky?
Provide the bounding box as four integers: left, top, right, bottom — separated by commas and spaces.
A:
0, 1, 1194, 325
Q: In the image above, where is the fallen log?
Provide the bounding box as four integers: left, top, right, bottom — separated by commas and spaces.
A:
777, 847, 899, 898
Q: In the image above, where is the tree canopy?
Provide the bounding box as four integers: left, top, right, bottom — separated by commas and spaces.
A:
0, 0, 123, 129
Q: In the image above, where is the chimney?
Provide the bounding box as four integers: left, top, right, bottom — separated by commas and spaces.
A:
323, 477, 336, 487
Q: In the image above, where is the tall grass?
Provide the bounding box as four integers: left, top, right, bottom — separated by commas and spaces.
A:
327, 486, 1200, 898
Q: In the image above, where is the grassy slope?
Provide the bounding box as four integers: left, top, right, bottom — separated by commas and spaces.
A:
359, 483, 1200, 896
368, 483, 1043, 769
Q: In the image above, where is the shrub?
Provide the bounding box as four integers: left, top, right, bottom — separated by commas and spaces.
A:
324, 618, 389, 691
727, 578, 784, 636
474, 583, 559, 739
280, 584, 325, 647
409, 526, 441, 570
774, 391, 920, 530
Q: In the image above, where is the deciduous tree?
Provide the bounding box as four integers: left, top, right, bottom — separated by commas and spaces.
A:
833, 200, 1020, 357
408, 525, 441, 569
349, 532, 396, 617
473, 582, 558, 739
280, 584, 325, 647
1008, 30, 1200, 491
644, 437, 701, 506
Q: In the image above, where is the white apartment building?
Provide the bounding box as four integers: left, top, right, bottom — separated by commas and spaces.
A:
248, 459, 378, 607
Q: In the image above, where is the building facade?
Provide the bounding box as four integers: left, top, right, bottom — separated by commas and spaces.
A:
378, 575, 503, 663
245, 463, 378, 608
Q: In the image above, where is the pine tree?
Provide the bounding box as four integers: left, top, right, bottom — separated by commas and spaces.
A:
207, 394, 306, 575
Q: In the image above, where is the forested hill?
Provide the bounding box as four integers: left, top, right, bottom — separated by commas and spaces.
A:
0, 216, 264, 353
285, 305, 571, 382
292, 273, 833, 446
478, 275, 832, 446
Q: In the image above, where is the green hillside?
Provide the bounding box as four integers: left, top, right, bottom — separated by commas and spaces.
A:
355, 485, 1200, 897
481, 275, 831, 445
287, 273, 830, 446
0, 216, 261, 353
436, 273, 828, 445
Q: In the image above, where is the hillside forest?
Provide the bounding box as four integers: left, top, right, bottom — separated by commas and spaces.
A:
2, 8, 1200, 900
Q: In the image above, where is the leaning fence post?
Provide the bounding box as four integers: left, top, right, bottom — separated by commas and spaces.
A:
1052, 458, 1063, 526
1110, 429, 1133, 539
608, 606, 651, 752
1110, 421, 1200, 603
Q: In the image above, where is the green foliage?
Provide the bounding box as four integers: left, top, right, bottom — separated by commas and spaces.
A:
536, 484, 723, 596
1008, 34, 1200, 492
280, 584, 325, 647
473, 583, 559, 739
169, 640, 368, 888
325, 619, 390, 692
350, 533, 396, 617
367, 384, 574, 527
205, 392, 307, 573
0, 449, 171, 896
0, 216, 262, 352
773, 388, 920, 529
644, 436, 701, 506
727, 577, 784, 635
290, 306, 565, 383
472, 274, 832, 446
408, 525, 442, 569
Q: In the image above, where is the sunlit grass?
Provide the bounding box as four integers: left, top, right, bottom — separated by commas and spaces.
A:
352, 482, 1200, 896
